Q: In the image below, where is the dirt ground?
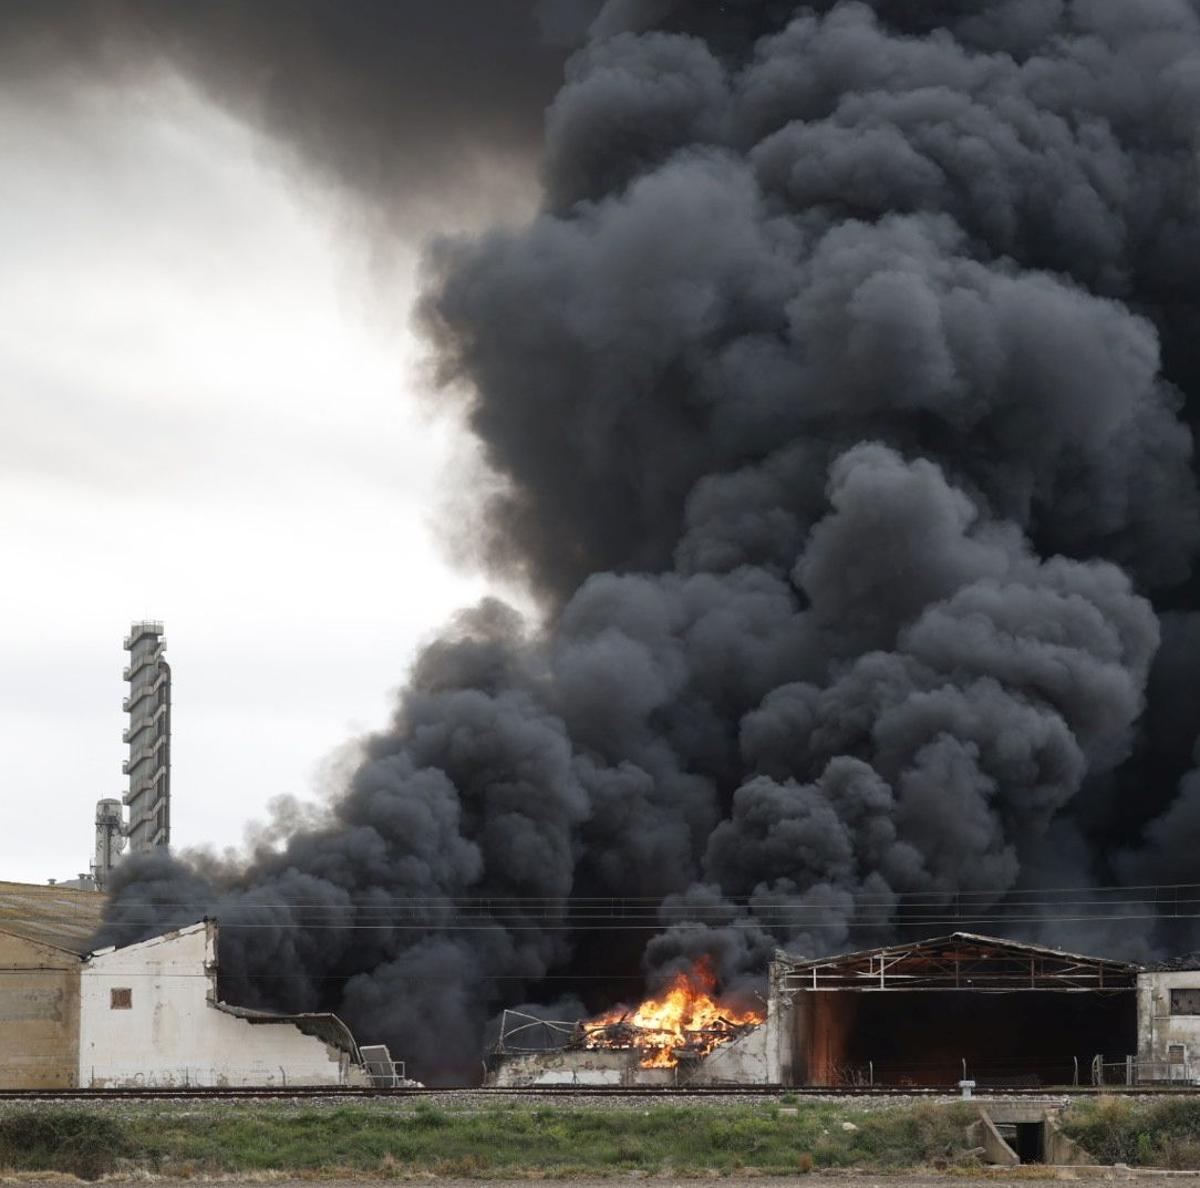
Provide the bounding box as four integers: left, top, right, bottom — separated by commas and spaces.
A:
79, 1176, 1200, 1187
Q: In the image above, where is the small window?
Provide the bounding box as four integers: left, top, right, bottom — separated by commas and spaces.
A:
1170, 1045, 1187, 1065
110, 987, 132, 1010
1171, 989, 1200, 1014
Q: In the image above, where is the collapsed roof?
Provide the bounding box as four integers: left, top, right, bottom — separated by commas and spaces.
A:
774, 932, 1140, 992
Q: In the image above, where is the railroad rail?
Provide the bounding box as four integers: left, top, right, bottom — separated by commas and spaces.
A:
4, 1084, 1200, 1101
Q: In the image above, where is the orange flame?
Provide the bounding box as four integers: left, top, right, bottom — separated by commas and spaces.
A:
582, 957, 764, 1068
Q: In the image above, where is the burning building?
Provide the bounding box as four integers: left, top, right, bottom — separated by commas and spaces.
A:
765, 933, 1140, 1088
492, 933, 1200, 1091
39, 3, 1200, 1088
487, 959, 767, 1087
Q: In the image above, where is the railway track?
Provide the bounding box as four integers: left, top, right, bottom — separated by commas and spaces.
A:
3, 1084, 1200, 1101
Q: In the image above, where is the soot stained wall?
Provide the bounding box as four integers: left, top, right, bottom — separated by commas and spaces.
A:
793, 991, 1135, 1087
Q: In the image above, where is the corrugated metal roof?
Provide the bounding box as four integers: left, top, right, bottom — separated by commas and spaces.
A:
0, 880, 107, 955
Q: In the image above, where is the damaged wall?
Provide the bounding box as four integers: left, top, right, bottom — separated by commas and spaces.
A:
1138, 970, 1200, 1081
488, 1025, 767, 1088
0, 929, 80, 1089
78, 921, 365, 1087
489, 1048, 677, 1087
686, 1021, 767, 1085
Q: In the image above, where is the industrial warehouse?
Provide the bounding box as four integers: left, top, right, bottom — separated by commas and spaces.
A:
0, 881, 407, 1089
4, 623, 1200, 1094
8, 895, 1200, 1092
486, 933, 1200, 1091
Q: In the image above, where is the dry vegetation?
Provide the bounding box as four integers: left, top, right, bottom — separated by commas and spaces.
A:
1059, 1095, 1200, 1169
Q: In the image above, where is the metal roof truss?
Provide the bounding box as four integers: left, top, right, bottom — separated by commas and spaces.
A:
778, 935, 1137, 994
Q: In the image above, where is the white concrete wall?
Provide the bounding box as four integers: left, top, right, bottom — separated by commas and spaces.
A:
1137, 971, 1200, 1082
689, 1024, 767, 1085
489, 1049, 676, 1087
766, 961, 795, 1085
79, 922, 359, 1087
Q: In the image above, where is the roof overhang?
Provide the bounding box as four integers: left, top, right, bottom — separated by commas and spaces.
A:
214, 1001, 361, 1059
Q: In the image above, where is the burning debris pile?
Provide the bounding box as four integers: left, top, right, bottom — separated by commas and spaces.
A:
489, 960, 763, 1089
581, 959, 763, 1068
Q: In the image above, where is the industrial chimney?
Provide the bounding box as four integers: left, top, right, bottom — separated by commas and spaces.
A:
122, 620, 171, 853
91, 797, 125, 890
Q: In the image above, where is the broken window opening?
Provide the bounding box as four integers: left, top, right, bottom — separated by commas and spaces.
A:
1170, 989, 1200, 1015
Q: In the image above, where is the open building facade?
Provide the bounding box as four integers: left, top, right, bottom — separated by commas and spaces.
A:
765, 933, 1139, 1088
489, 932, 1200, 1089
764, 933, 1200, 1088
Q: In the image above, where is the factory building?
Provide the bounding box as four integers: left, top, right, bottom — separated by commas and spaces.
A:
80, 922, 368, 1088
0, 881, 106, 1088
492, 932, 1200, 1090
1135, 961, 1200, 1083
765, 933, 1140, 1088
0, 882, 375, 1088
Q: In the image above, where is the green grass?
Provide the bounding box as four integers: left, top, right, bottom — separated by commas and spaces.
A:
0, 1101, 980, 1179
1060, 1096, 1200, 1168
0, 1110, 131, 1180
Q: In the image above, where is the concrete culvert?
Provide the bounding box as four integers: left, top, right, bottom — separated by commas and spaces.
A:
968, 1105, 1095, 1167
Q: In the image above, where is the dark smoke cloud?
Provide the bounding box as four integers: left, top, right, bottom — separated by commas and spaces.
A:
96, 0, 1200, 1082
0, 0, 568, 232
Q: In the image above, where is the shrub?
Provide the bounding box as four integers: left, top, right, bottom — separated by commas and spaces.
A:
1061, 1096, 1200, 1166
0, 1110, 131, 1180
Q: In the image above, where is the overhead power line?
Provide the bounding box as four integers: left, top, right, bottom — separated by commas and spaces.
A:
35, 880, 1200, 909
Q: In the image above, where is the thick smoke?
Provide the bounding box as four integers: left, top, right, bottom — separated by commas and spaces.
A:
92, 0, 1200, 1082
0, 0, 571, 231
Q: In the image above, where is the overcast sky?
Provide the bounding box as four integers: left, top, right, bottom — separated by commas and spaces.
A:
0, 64, 517, 885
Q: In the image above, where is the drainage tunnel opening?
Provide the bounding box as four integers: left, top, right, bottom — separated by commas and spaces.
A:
1014, 1123, 1045, 1164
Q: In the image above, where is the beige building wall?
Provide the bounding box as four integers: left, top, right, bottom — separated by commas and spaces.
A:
0, 929, 80, 1089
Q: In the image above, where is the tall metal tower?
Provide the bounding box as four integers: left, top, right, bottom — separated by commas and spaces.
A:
91, 798, 125, 889
122, 621, 171, 853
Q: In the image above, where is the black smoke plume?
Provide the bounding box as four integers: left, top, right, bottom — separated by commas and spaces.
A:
81, 0, 1200, 1082
0, 0, 570, 231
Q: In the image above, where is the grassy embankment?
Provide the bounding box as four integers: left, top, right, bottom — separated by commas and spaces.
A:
1059, 1095, 1200, 1169
0, 1099, 978, 1179
8, 1095, 1200, 1180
